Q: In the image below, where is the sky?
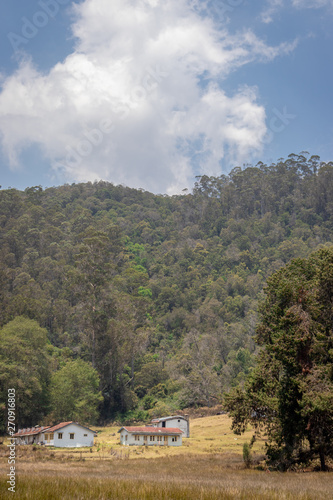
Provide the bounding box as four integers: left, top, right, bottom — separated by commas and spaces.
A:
0, 0, 332, 194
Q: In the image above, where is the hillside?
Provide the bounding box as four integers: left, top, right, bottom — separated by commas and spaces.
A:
0, 153, 333, 427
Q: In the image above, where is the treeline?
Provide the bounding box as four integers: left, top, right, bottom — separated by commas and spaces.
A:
0, 153, 332, 429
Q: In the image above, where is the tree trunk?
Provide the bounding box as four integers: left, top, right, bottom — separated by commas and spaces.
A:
319, 449, 326, 471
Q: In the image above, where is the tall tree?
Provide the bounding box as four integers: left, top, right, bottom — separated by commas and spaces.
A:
0, 317, 53, 432
50, 359, 103, 424
225, 248, 333, 470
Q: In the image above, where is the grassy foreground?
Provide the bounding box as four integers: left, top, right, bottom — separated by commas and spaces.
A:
1, 414, 332, 499
1, 457, 333, 500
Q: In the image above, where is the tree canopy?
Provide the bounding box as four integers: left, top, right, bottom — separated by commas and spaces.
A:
0, 153, 333, 427
0, 317, 53, 431
50, 359, 103, 424
225, 248, 333, 470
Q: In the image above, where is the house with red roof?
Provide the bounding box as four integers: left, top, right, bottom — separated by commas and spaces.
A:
118, 426, 182, 447
151, 415, 190, 437
13, 426, 50, 445
14, 422, 96, 448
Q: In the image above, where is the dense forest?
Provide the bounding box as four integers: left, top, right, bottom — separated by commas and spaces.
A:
1, 153, 333, 431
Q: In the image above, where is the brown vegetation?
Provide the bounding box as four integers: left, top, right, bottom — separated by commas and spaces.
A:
1, 415, 332, 499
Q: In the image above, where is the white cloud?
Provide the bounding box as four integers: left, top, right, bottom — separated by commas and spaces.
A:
292, 0, 333, 7
0, 0, 297, 194
261, 0, 284, 23
261, 0, 333, 23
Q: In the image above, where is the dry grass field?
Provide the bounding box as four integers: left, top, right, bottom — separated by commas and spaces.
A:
1, 414, 332, 499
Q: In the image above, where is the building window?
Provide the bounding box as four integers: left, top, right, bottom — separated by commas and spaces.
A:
150, 436, 155, 442
58, 433, 63, 439
125, 435, 127, 441
50, 433, 54, 440
135, 435, 140, 441
83, 434, 87, 437
143, 436, 147, 442
70, 433, 75, 440
164, 436, 167, 442
172, 436, 178, 442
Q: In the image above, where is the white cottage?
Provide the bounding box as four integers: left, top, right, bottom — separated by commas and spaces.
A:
14, 421, 96, 448
13, 426, 50, 445
151, 415, 190, 438
44, 422, 96, 447
118, 426, 182, 447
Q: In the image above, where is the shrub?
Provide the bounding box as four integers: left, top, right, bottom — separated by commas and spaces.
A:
243, 442, 252, 468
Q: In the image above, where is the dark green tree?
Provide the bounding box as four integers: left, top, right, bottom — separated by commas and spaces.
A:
225, 248, 333, 470
50, 359, 103, 424
0, 317, 53, 432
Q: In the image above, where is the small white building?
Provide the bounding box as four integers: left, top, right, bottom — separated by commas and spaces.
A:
151, 415, 190, 438
14, 422, 96, 448
118, 426, 182, 446
44, 422, 96, 447
13, 426, 50, 445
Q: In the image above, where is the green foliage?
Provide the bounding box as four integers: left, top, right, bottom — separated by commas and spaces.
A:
0, 154, 333, 425
50, 359, 103, 424
225, 248, 333, 470
0, 317, 53, 431
243, 442, 252, 468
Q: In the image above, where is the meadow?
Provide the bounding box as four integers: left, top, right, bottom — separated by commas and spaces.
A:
1, 414, 332, 499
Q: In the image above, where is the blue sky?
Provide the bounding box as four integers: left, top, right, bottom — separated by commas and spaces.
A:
0, 0, 332, 194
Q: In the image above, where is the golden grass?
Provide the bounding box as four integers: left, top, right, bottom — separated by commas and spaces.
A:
48, 414, 266, 461
1, 456, 333, 499
1, 415, 332, 499
2, 414, 265, 462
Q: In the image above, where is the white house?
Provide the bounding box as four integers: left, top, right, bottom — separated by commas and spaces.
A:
14, 422, 96, 448
118, 426, 183, 446
43, 422, 96, 447
13, 426, 50, 445
151, 415, 190, 438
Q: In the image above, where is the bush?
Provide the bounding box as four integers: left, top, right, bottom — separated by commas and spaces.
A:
243, 442, 252, 468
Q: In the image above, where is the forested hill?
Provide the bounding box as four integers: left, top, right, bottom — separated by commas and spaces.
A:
1, 154, 333, 427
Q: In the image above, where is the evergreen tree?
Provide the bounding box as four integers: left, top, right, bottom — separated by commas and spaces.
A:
225, 248, 333, 470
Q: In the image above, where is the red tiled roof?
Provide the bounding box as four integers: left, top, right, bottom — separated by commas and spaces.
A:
119, 426, 182, 435
14, 422, 96, 438
13, 426, 50, 437
46, 421, 96, 434
45, 421, 74, 433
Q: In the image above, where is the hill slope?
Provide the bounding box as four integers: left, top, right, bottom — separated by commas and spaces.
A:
0, 153, 332, 424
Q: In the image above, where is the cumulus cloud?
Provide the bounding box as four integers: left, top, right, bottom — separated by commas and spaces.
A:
0, 0, 297, 193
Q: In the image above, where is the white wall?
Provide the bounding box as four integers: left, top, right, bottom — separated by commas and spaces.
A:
119, 430, 182, 447
154, 418, 189, 438
46, 423, 95, 448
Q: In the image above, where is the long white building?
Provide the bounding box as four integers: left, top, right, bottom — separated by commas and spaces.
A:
118, 426, 183, 446
14, 421, 96, 448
